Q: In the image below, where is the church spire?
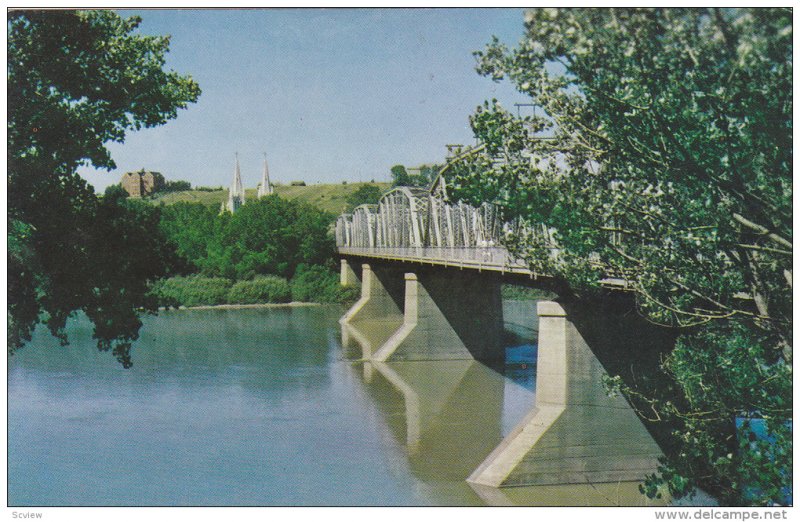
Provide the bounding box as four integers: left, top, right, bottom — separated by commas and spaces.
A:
257, 152, 273, 198
225, 152, 245, 213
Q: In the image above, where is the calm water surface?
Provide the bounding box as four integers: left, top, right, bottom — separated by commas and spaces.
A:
8, 302, 653, 506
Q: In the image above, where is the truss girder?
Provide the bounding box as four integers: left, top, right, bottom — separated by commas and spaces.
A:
338, 187, 512, 250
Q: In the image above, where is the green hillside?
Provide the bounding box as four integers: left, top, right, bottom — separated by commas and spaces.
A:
150, 182, 392, 215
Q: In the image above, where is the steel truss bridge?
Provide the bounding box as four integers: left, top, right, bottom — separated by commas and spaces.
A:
334, 179, 633, 290
335, 181, 559, 276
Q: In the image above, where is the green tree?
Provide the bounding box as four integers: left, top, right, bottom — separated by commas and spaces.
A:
390, 164, 410, 186
8, 10, 201, 365
345, 183, 383, 211
419, 164, 443, 186
391, 164, 442, 188
103, 183, 128, 200
195, 195, 334, 279
159, 202, 218, 271
155, 180, 192, 195
290, 264, 360, 304
449, 8, 791, 505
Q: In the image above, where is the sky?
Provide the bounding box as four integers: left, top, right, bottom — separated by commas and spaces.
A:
77, 8, 531, 192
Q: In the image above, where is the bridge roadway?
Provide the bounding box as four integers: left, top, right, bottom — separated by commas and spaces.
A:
337, 245, 532, 275
337, 245, 629, 289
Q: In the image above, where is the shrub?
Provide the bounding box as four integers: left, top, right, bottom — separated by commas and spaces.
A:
334, 284, 361, 305
151, 180, 192, 195
291, 264, 360, 304
150, 275, 233, 307
103, 183, 128, 200
501, 285, 557, 301
226, 276, 291, 304
345, 183, 383, 211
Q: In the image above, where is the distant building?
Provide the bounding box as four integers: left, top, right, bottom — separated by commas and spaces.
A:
120, 170, 165, 198
257, 153, 274, 198
222, 153, 246, 213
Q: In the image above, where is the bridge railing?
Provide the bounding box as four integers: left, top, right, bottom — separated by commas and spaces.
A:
336, 245, 538, 273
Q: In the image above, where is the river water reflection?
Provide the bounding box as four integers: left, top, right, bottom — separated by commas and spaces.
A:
8, 302, 661, 506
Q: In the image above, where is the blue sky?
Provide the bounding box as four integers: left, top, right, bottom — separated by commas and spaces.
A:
78, 8, 530, 192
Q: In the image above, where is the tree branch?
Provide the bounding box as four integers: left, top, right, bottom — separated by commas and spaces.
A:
732, 213, 792, 250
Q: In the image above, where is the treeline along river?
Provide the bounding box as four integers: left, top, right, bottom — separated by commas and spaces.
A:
8, 301, 662, 506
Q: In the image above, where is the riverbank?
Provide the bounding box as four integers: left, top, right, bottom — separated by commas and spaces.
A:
150, 273, 360, 308
160, 301, 323, 311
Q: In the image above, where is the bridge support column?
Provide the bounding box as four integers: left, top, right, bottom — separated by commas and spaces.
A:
339, 264, 405, 358
372, 270, 504, 362
340, 259, 360, 286
340, 263, 404, 325
468, 301, 662, 487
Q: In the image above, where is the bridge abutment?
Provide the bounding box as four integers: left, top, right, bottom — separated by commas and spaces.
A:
372, 270, 504, 362
468, 300, 663, 487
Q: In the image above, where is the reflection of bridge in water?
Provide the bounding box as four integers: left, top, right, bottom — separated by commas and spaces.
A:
341, 319, 667, 506
335, 180, 670, 497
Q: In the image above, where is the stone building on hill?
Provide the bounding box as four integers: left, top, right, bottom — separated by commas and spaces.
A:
121, 170, 165, 198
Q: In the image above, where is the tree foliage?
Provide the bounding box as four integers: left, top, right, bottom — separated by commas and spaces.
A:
155, 180, 193, 195
345, 183, 383, 211
149, 275, 232, 308
290, 264, 360, 304
225, 276, 291, 304
390, 164, 411, 187
8, 10, 200, 365
159, 197, 336, 281
448, 8, 791, 505
418, 164, 444, 186
390, 164, 442, 188
159, 202, 219, 271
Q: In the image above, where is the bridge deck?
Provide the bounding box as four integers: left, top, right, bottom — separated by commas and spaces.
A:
338, 246, 630, 289
338, 246, 538, 276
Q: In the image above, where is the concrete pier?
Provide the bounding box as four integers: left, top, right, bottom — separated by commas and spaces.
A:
339, 260, 666, 489
340, 264, 405, 359
340, 258, 361, 286
340, 263, 403, 324
467, 301, 663, 487
372, 270, 504, 362
341, 263, 504, 362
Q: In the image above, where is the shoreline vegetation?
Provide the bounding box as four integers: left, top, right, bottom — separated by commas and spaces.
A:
501, 285, 555, 301
160, 302, 322, 311
148, 194, 366, 310
149, 273, 360, 308
150, 275, 551, 309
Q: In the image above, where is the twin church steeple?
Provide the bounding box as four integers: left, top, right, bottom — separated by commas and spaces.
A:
223, 153, 273, 213
257, 153, 273, 198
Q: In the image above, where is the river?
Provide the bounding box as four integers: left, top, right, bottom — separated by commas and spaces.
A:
8, 302, 661, 506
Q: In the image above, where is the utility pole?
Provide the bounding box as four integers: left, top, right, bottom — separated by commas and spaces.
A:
514, 102, 537, 118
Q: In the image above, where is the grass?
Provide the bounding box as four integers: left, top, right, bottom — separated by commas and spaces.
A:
150, 182, 391, 215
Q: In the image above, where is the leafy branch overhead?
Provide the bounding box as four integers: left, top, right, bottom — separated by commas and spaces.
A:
8, 10, 201, 366
447, 8, 791, 505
